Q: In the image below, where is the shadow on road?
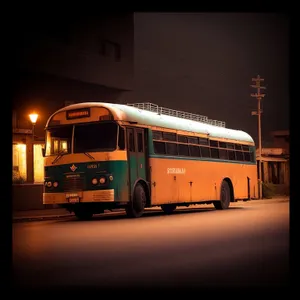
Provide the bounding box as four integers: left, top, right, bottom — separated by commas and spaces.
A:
60, 206, 243, 223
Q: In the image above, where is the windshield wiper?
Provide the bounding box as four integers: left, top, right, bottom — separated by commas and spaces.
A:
84, 152, 95, 160
52, 150, 68, 164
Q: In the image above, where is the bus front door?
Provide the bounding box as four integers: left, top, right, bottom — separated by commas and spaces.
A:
126, 127, 147, 193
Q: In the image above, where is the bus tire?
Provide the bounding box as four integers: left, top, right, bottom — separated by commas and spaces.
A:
74, 207, 93, 220
161, 204, 176, 214
213, 180, 231, 210
125, 183, 146, 218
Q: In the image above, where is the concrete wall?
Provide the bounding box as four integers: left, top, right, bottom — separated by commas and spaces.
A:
12, 184, 59, 211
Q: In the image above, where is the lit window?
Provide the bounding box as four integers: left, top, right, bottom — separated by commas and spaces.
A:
34, 144, 45, 183
12, 144, 27, 183
61, 140, 67, 151
54, 140, 59, 153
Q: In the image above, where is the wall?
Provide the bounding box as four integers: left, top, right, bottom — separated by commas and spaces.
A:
12, 184, 45, 211
14, 14, 133, 91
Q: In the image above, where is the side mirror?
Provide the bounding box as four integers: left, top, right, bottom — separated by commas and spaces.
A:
41, 147, 45, 157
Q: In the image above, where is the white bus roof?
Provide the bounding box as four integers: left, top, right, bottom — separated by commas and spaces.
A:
47, 102, 254, 144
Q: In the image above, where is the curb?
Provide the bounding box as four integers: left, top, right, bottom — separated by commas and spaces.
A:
13, 214, 74, 223
13, 198, 289, 223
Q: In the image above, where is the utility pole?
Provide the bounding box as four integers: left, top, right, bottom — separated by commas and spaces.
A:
250, 75, 266, 199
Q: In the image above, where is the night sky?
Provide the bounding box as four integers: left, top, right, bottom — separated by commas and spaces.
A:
123, 12, 289, 145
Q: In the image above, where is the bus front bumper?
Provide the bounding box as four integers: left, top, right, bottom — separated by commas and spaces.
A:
43, 189, 115, 205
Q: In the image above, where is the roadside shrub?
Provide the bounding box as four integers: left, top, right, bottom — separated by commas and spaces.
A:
12, 170, 26, 184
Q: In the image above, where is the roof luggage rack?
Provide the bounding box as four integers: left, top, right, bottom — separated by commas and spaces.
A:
126, 102, 226, 127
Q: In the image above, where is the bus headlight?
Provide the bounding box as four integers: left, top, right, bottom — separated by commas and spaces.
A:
53, 181, 59, 188
109, 175, 113, 181
99, 177, 106, 184
47, 181, 52, 187
92, 178, 98, 185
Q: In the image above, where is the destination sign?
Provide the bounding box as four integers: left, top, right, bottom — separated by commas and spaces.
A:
66, 108, 90, 120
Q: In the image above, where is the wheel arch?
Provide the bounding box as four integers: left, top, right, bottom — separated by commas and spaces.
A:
221, 177, 235, 202
132, 178, 151, 207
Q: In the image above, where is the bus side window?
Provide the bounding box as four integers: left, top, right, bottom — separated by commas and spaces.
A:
137, 132, 143, 152
118, 127, 125, 150
129, 131, 135, 152
166, 142, 178, 155
200, 146, 210, 158
154, 141, 166, 154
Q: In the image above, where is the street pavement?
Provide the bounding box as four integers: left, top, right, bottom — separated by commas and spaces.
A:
12, 196, 289, 222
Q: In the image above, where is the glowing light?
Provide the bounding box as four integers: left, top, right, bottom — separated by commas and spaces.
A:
29, 113, 39, 124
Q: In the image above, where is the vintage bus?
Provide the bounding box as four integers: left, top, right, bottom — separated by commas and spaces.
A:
43, 102, 258, 220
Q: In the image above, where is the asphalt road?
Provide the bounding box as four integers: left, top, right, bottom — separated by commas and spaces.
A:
12, 200, 289, 290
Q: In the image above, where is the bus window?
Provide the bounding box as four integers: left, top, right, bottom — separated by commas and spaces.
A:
228, 150, 236, 160
166, 143, 178, 155
118, 127, 125, 150
189, 145, 200, 157
219, 142, 227, 148
227, 143, 235, 149
128, 131, 135, 152
154, 141, 166, 154
178, 135, 188, 143
211, 148, 219, 159
45, 125, 73, 156
74, 122, 118, 153
178, 143, 189, 156
152, 131, 163, 140
163, 132, 177, 141
210, 140, 219, 147
137, 132, 143, 152
198, 138, 209, 145
188, 136, 198, 144
244, 152, 251, 161
200, 146, 210, 158
219, 149, 228, 160
236, 151, 244, 161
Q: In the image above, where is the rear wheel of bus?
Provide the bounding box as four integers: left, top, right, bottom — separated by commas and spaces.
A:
125, 183, 146, 218
213, 180, 231, 210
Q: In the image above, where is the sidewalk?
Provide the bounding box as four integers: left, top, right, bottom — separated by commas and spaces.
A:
12, 196, 289, 222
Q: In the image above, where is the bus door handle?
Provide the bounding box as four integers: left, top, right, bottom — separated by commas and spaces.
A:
189, 181, 193, 186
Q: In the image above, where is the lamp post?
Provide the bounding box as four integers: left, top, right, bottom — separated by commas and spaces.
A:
29, 113, 38, 184
29, 113, 38, 141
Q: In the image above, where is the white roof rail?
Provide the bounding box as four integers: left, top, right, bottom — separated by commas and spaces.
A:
126, 102, 226, 127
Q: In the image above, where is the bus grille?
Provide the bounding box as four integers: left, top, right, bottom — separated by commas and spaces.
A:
63, 175, 85, 192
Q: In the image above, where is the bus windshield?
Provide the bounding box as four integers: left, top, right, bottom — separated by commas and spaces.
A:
45, 125, 73, 156
74, 122, 117, 153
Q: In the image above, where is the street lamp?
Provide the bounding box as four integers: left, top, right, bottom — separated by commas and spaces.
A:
29, 113, 38, 141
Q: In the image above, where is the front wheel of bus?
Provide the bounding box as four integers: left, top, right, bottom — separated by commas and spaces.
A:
213, 180, 231, 210
125, 183, 146, 218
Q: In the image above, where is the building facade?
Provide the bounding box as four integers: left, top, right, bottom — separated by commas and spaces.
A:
12, 14, 134, 210
257, 130, 289, 197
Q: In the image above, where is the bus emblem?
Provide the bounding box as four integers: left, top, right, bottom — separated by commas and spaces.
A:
70, 164, 78, 172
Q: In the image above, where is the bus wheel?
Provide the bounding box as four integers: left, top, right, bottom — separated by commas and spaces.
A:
74, 207, 93, 220
125, 183, 146, 218
213, 180, 231, 210
161, 204, 176, 214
